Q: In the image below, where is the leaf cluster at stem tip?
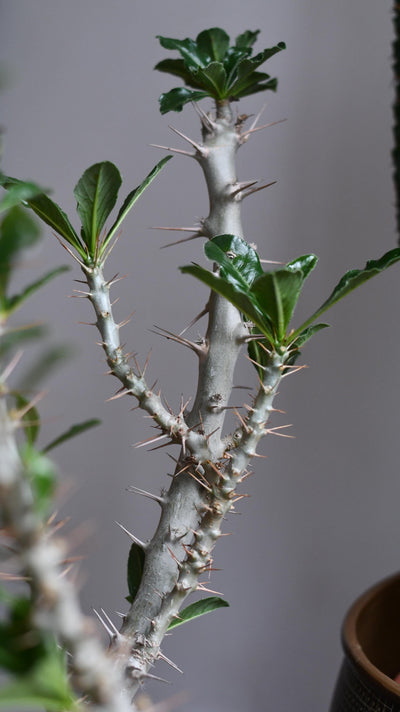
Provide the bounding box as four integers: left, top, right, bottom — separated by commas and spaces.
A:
0, 157, 171, 266
180, 234, 400, 369
155, 27, 286, 113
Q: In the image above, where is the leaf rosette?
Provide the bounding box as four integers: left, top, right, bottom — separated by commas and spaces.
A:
155, 28, 286, 113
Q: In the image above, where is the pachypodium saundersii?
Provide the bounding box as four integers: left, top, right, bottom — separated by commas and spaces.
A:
0, 27, 399, 711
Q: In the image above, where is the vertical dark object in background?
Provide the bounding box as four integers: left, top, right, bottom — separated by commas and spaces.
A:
393, 2, 400, 241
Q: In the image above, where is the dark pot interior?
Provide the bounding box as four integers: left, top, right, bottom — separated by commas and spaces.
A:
330, 572, 400, 711
352, 573, 400, 681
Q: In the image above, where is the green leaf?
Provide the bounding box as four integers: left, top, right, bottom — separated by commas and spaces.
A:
156, 30, 286, 110
158, 87, 208, 114
290, 323, 329, 349
5, 266, 69, 317
0, 207, 41, 298
73, 162, 121, 256
42, 418, 101, 454
167, 596, 229, 630
127, 541, 145, 602
196, 28, 230, 63
285, 254, 318, 280
21, 446, 58, 516
0, 642, 76, 710
251, 269, 304, 341
1, 178, 84, 257
247, 337, 272, 376
0, 325, 46, 359
285, 323, 330, 368
229, 69, 276, 98
157, 35, 205, 70
101, 156, 172, 255
0, 180, 45, 214
205, 234, 263, 286
154, 58, 203, 89
13, 393, 40, 446
181, 262, 274, 342
0, 597, 44, 675
195, 63, 228, 98
292, 246, 400, 339
235, 76, 278, 99
234, 30, 260, 49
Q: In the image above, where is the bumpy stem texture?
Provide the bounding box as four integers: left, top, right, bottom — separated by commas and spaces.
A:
77, 103, 288, 701
0, 396, 133, 712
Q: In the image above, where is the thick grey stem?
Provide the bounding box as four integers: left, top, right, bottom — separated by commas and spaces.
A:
114, 105, 254, 696
78, 103, 286, 703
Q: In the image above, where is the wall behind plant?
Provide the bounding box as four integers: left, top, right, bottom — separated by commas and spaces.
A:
0, 1, 397, 711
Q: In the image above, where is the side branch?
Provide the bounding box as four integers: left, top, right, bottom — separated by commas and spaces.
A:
83, 265, 210, 463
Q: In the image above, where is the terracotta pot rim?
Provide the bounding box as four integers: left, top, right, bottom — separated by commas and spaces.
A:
342, 570, 400, 700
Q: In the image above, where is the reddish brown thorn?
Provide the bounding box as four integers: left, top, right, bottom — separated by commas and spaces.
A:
160, 232, 203, 249
187, 470, 212, 492
179, 306, 209, 336
117, 311, 135, 329
106, 389, 131, 402
106, 273, 128, 288
53, 233, 85, 267
197, 583, 223, 595
167, 547, 182, 567
168, 125, 208, 156
241, 180, 277, 199
115, 521, 146, 549
134, 433, 169, 449
241, 118, 287, 140
149, 143, 195, 158
152, 226, 200, 232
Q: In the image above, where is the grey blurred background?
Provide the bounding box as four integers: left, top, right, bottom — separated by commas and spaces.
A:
0, 1, 398, 710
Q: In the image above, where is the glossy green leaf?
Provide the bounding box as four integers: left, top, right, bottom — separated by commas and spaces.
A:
159, 87, 208, 114
156, 29, 286, 111
154, 58, 203, 89
195, 63, 227, 98
196, 28, 230, 63
292, 246, 400, 339
205, 234, 263, 286
157, 35, 205, 70
5, 266, 69, 317
181, 263, 274, 341
0, 180, 44, 214
235, 76, 278, 98
230, 71, 277, 98
251, 269, 304, 341
291, 323, 329, 349
1, 178, 84, 257
235, 30, 260, 49
101, 156, 172, 254
228, 42, 285, 93
74, 162, 121, 255
0, 207, 41, 297
127, 541, 145, 602
285, 323, 330, 368
167, 596, 229, 630
286, 254, 318, 280
42, 418, 101, 454
13, 393, 40, 446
